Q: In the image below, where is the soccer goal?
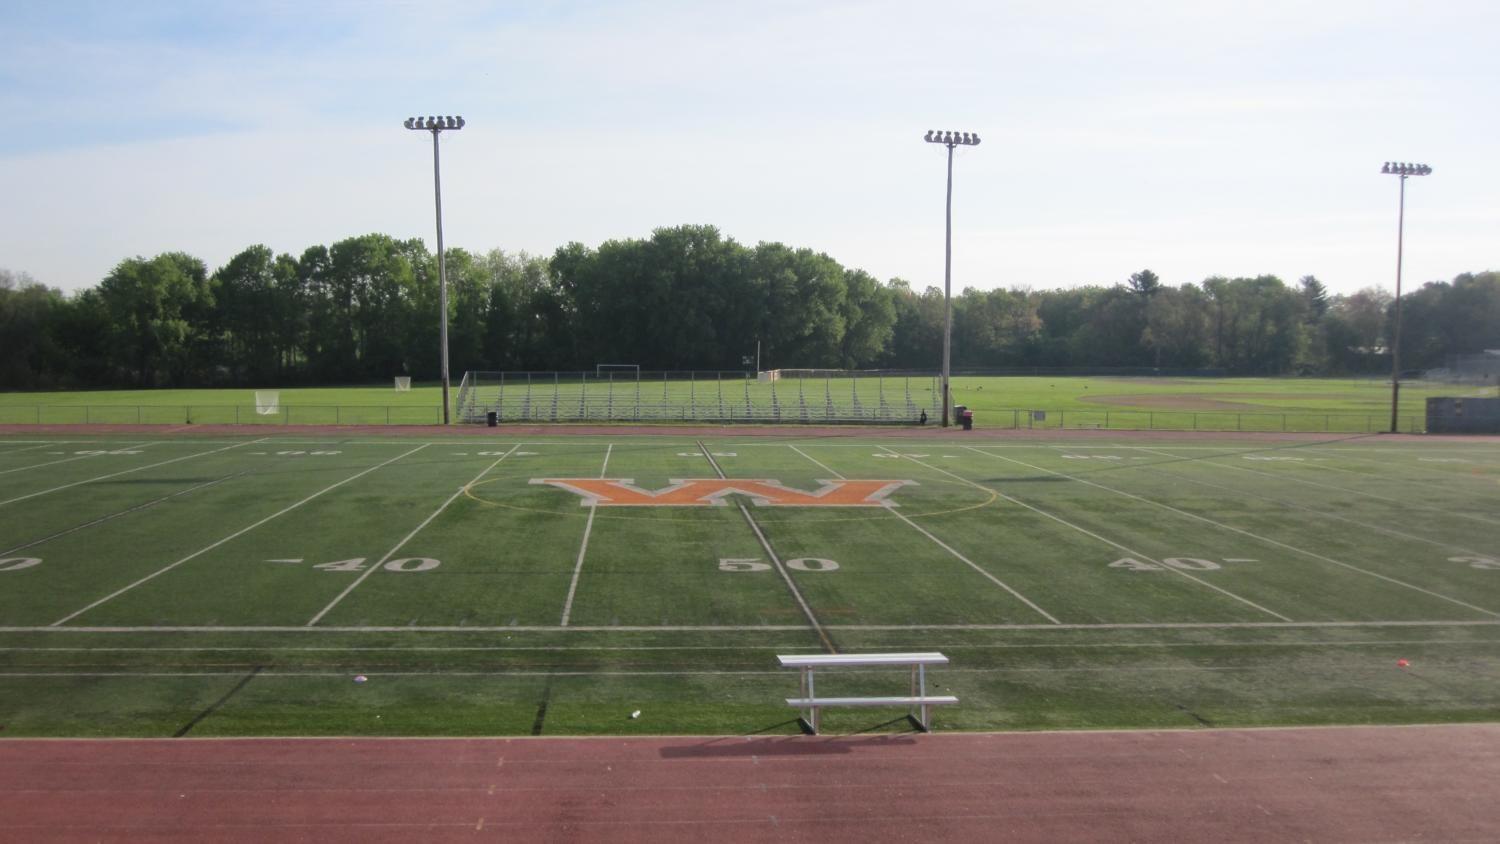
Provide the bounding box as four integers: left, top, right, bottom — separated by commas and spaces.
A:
394, 376, 412, 392
254, 391, 280, 416
595, 364, 640, 379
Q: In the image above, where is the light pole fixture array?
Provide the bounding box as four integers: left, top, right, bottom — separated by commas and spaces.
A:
923, 129, 981, 427
405, 115, 466, 424
1380, 160, 1432, 434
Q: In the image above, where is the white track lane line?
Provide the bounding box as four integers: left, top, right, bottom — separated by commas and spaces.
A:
305, 445, 521, 626
700, 441, 833, 652
897, 448, 1294, 621
3, 619, 1497, 633
795, 443, 1061, 624
0, 440, 156, 478
559, 444, 612, 626
1126, 449, 1498, 559
967, 445, 1500, 618
0, 472, 246, 557
0, 439, 255, 507
51, 444, 429, 627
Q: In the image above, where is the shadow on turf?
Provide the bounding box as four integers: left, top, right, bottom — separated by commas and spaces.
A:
659, 732, 919, 759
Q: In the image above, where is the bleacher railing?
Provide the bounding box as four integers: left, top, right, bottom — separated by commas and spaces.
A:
456, 370, 941, 425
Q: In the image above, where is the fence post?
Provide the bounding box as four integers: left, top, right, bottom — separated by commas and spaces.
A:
1105, 411, 1110, 429
386, 406, 391, 425
1237, 414, 1242, 431
336, 406, 341, 425
1061, 410, 1066, 429
1324, 414, 1329, 432
1281, 414, 1287, 432
137, 406, 142, 424
85, 406, 90, 424
1193, 412, 1198, 430
1149, 412, 1154, 429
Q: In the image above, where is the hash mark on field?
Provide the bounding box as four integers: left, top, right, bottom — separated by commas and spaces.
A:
560, 443, 612, 626
51, 444, 428, 626
970, 446, 1500, 619
306, 444, 522, 626
912, 449, 1294, 622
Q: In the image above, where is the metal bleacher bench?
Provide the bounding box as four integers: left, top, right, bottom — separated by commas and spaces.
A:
778, 652, 958, 735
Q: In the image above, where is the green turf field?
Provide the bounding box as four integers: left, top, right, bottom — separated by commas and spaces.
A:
3, 375, 1490, 430
1, 431, 1498, 737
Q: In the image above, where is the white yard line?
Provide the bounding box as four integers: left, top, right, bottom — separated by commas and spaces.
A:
0, 440, 155, 478
787, 444, 840, 477
559, 444, 612, 626
2, 619, 1496, 633
0, 442, 59, 456
6, 637, 1490, 653
790, 442, 1061, 623
1127, 449, 1498, 558
0, 439, 255, 508
967, 445, 1500, 618
888, 448, 1293, 621
700, 441, 833, 652
0, 472, 245, 557
305, 445, 521, 626
1221, 457, 1500, 528
51, 444, 429, 627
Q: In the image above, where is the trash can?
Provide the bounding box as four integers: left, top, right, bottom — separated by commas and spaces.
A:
486, 411, 498, 428
960, 409, 974, 431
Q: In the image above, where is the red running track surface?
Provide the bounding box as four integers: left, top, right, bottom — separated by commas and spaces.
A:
3, 725, 1498, 842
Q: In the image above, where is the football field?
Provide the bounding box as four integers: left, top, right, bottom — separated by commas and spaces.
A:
1, 430, 1498, 737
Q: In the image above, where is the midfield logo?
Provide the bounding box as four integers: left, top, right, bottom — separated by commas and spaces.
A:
532, 478, 914, 508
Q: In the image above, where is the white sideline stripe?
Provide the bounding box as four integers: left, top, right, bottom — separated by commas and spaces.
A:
895, 449, 1293, 621
559, 444, 612, 626
1129, 451, 1499, 559
50, 444, 428, 627
305, 444, 520, 626
7, 637, 1492, 653
0, 666, 1269, 678
861, 445, 1060, 624
0, 472, 244, 557
0, 440, 155, 478
968, 446, 1500, 619
700, 441, 832, 652
2, 620, 1497, 633
0, 440, 252, 508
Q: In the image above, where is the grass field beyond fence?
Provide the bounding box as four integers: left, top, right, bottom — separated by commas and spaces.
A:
2, 375, 1491, 431
1, 430, 1498, 737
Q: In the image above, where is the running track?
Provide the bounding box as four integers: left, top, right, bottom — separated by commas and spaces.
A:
3, 725, 1498, 842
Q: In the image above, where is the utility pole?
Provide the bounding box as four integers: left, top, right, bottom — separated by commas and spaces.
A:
1380, 161, 1432, 433
405, 115, 466, 423
923, 130, 981, 427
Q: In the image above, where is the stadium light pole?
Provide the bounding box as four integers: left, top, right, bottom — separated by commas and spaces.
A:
924, 130, 980, 427
405, 114, 466, 424
1381, 161, 1432, 434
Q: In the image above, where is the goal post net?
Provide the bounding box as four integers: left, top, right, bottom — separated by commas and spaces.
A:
394, 376, 412, 392
254, 391, 280, 416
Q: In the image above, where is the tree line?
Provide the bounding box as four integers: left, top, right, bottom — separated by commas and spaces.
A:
2, 224, 1496, 389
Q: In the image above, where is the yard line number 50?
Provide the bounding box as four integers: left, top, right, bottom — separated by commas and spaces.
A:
719, 558, 840, 572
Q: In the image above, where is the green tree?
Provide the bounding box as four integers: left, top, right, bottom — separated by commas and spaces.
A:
97, 253, 214, 386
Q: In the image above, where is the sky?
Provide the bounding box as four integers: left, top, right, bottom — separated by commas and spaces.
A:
1, 0, 1495, 296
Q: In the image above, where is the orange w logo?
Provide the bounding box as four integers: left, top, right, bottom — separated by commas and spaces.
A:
531, 478, 913, 508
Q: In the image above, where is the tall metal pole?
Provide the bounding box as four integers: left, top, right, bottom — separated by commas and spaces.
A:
924, 130, 980, 428
1380, 161, 1431, 434
432, 130, 450, 425
1389, 174, 1405, 434
942, 144, 954, 428
405, 115, 465, 424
